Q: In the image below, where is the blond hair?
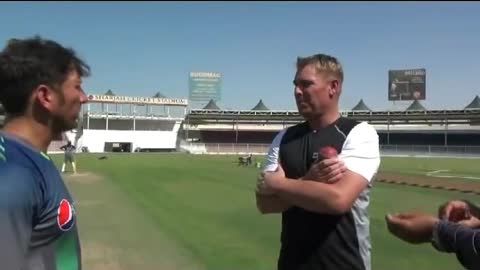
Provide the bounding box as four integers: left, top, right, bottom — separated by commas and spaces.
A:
296, 53, 344, 83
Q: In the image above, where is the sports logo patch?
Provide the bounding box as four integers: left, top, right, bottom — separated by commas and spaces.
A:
57, 199, 75, 231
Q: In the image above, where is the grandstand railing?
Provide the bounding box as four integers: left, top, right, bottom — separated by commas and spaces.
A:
380, 145, 480, 155
203, 143, 270, 154
186, 108, 480, 124
186, 143, 480, 156
188, 108, 480, 117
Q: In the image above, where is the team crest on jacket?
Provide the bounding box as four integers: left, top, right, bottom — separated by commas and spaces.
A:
57, 199, 75, 231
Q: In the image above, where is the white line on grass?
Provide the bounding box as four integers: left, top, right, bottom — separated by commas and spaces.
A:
426, 170, 480, 180
426, 170, 450, 176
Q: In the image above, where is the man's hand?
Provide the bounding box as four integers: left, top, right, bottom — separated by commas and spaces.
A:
386, 211, 439, 244
438, 200, 471, 222
302, 158, 346, 184
256, 172, 275, 195
258, 157, 345, 195
458, 216, 480, 228
257, 165, 286, 195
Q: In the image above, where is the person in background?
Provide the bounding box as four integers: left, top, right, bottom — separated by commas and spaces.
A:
60, 140, 77, 174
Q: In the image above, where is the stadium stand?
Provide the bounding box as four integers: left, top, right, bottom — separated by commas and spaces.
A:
183, 97, 480, 155
2, 95, 480, 155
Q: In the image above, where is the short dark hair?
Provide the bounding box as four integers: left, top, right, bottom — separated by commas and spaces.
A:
0, 35, 90, 116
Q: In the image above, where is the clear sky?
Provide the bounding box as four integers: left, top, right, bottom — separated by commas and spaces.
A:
1, 1, 479, 110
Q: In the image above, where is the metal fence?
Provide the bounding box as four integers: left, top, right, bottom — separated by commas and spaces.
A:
380, 145, 480, 156
186, 143, 480, 156
202, 143, 270, 154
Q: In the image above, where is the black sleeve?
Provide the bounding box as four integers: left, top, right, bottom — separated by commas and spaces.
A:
437, 220, 480, 270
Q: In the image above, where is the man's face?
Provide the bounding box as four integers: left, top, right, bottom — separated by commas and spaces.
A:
51, 70, 88, 131
293, 64, 335, 119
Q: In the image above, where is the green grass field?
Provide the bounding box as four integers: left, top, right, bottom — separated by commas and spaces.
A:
52, 154, 480, 270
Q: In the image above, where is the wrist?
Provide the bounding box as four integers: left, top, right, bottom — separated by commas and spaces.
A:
271, 176, 290, 193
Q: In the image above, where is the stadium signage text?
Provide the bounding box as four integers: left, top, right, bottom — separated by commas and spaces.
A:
403, 69, 426, 76
189, 72, 221, 78
87, 95, 188, 106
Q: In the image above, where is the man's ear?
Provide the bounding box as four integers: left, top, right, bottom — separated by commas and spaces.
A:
328, 79, 340, 97
33, 84, 56, 112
